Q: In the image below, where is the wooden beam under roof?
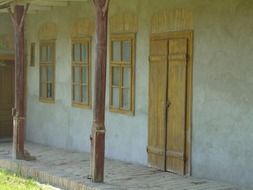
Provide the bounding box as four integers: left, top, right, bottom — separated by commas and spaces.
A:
0, 0, 88, 12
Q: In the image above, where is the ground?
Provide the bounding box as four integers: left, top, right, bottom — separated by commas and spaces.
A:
0, 169, 60, 190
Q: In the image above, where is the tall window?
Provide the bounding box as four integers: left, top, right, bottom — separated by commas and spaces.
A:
110, 34, 135, 115
72, 38, 91, 108
39, 41, 55, 102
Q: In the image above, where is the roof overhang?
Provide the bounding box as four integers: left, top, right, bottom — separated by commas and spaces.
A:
0, 0, 88, 14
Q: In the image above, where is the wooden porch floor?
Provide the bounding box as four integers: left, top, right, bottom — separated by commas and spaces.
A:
0, 142, 238, 190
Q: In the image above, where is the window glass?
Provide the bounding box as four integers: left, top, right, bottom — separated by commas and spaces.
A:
122, 41, 131, 62
47, 67, 53, 82
73, 85, 81, 102
112, 41, 121, 61
82, 66, 88, 84
112, 67, 120, 86
123, 88, 130, 109
48, 45, 52, 62
82, 85, 88, 103
47, 83, 53, 98
112, 87, 119, 108
74, 43, 81, 62
81, 44, 88, 63
73, 67, 81, 83
40, 83, 47, 98
41, 46, 47, 62
41, 67, 47, 83
123, 68, 130, 88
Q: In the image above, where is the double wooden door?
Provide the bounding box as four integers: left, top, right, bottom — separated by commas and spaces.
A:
0, 61, 14, 138
148, 31, 192, 175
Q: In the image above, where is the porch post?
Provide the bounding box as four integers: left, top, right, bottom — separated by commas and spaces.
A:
8, 5, 28, 160
90, 0, 109, 182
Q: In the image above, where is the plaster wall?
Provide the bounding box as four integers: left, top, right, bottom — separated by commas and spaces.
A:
0, 15, 13, 54
24, 0, 253, 189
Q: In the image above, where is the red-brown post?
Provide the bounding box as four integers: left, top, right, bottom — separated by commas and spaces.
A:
90, 0, 109, 182
9, 5, 27, 160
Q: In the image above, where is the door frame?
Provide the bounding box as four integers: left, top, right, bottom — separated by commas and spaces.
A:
0, 54, 15, 138
149, 31, 193, 175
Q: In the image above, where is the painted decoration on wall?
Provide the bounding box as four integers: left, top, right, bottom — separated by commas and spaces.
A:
38, 22, 57, 40
151, 9, 193, 33
71, 18, 95, 37
110, 12, 138, 33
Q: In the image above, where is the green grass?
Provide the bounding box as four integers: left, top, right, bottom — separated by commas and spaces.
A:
0, 169, 57, 190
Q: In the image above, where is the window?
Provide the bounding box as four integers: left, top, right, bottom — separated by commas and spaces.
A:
39, 41, 55, 102
72, 38, 91, 108
109, 34, 135, 115
30, 42, 35, 67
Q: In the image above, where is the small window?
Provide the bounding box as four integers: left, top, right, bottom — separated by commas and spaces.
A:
30, 42, 35, 67
72, 38, 91, 108
39, 41, 55, 103
109, 34, 135, 115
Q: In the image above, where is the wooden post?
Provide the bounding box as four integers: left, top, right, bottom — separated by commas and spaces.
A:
90, 0, 109, 182
8, 5, 29, 160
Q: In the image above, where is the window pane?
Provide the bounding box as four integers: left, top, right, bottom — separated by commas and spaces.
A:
123, 88, 130, 110
112, 41, 121, 61
73, 67, 81, 83
74, 43, 81, 62
47, 67, 53, 82
82, 85, 88, 104
82, 66, 88, 84
72, 44, 75, 61
112, 67, 120, 86
73, 85, 81, 102
112, 87, 119, 108
40, 83, 47, 98
81, 44, 88, 63
47, 83, 53, 98
123, 68, 130, 88
40, 67, 47, 83
48, 45, 52, 62
122, 41, 131, 62
41, 45, 47, 62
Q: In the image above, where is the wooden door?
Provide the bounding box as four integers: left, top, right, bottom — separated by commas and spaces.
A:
0, 61, 14, 138
148, 31, 192, 175
147, 39, 168, 170
166, 38, 188, 175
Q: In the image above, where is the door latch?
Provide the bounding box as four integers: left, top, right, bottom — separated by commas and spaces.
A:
166, 101, 171, 108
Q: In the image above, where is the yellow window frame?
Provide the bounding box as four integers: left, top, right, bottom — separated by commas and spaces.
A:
39, 40, 55, 104
109, 33, 135, 115
71, 38, 92, 109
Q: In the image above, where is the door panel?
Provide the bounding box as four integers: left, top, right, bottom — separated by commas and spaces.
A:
0, 62, 14, 138
148, 31, 192, 175
148, 39, 167, 170
166, 38, 188, 174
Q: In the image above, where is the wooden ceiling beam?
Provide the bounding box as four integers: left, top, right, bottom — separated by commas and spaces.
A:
0, 0, 89, 14
0, 0, 88, 8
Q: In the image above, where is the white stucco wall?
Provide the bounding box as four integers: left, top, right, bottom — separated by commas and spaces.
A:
24, 0, 253, 189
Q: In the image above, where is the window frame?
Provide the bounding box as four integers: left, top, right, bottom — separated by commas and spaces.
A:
109, 33, 135, 115
71, 37, 92, 109
39, 40, 56, 104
